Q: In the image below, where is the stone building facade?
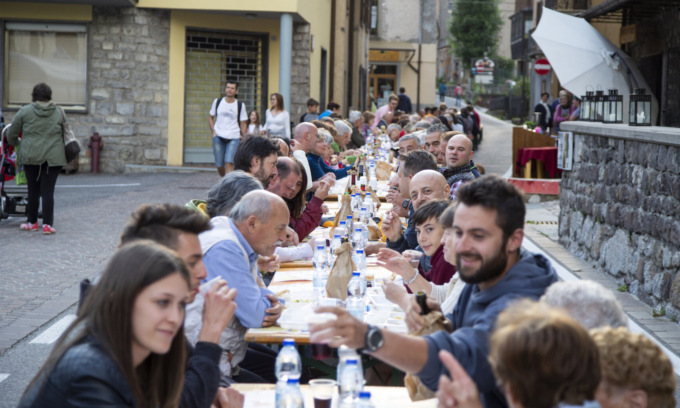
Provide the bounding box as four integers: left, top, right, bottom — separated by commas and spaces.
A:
558, 121, 680, 316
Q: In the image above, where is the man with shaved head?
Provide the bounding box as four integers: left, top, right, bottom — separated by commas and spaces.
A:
292, 122, 334, 193
408, 170, 450, 211
190, 189, 289, 383
443, 134, 476, 199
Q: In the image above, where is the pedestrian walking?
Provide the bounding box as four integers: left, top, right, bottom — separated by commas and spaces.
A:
438, 82, 448, 102
7, 83, 67, 235
454, 84, 463, 106
397, 87, 413, 114
209, 80, 248, 177
263, 92, 291, 139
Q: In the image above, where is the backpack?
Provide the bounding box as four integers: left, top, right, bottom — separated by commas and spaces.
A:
215, 97, 244, 126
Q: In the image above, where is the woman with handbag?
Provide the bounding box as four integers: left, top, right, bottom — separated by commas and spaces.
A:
7, 83, 69, 234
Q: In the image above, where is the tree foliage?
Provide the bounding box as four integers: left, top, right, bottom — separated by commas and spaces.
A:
449, 0, 503, 70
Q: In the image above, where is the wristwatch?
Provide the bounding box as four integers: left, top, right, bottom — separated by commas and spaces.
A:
364, 325, 385, 353
401, 199, 410, 209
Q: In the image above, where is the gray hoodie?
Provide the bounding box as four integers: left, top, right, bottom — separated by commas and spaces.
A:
418, 250, 558, 408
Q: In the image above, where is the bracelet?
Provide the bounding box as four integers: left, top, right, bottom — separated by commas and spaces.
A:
405, 269, 419, 285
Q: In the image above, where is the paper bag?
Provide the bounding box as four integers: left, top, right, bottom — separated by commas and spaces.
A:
404, 311, 448, 401
330, 194, 353, 237
326, 242, 357, 300
366, 186, 381, 210
367, 219, 382, 241
375, 161, 393, 181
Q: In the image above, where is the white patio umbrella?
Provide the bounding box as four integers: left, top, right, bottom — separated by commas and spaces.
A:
532, 7, 659, 124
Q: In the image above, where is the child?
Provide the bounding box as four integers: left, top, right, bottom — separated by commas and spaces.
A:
246, 109, 262, 135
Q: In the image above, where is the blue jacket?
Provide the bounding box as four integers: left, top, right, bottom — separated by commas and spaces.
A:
306, 153, 352, 181
418, 250, 558, 408
386, 202, 418, 252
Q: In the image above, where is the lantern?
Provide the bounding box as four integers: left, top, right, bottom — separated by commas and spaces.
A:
593, 90, 605, 122
629, 88, 652, 126
603, 89, 623, 124
580, 91, 594, 122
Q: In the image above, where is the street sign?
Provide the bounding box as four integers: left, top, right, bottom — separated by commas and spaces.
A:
534, 58, 551, 76
474, 58, 494, 75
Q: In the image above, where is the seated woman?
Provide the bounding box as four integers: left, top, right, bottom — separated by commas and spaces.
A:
285, 158, 330, 241
306, 128, 353, 181
437, 300, 602, 408
377, 200, 463, 314
19, 241, 191, 407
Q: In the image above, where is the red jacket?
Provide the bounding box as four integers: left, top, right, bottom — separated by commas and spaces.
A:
289, 196, 323, 240
420, 245, 456, 285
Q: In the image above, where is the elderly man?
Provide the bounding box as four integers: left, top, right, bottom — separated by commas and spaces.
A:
187, 189, 289, 384
267, 157, 300, 200
347, 110, 366, 149
442, 134, 477, 200
382, 167, 446, 253
398, 133, 420, 156
310, 176, 558, 408
291, 122, 334, 192
373, 94, 399, 129
423, 125, 444, 163
307, 129, 353, 181
233, 136, 279, 188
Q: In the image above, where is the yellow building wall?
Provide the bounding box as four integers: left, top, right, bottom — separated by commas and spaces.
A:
164, 2, 331, 165
370, 41, 437, 110
0, 2, 92, 20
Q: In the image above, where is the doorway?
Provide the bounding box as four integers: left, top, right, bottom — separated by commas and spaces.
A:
368, 64, 398, 108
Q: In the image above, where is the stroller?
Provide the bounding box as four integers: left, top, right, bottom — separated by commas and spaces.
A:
0, 122, 36, 221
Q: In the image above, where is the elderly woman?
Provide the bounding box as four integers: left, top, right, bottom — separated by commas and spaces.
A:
553, 90, 575, 133
8, 83, 67, 235
386, 123, 403, 142
332, 120, 361, 163
347, 110, 365, 149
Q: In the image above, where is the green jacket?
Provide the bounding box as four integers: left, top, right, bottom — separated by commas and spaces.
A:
7, 102, 67, 167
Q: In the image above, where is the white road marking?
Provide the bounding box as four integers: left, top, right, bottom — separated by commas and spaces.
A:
30, 315, 76, 345
56, 183, 141, 188
0, 373, 9, 383
523, 236, 680, 376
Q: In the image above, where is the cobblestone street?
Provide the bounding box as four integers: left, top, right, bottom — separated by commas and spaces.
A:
0, 171, 220, 354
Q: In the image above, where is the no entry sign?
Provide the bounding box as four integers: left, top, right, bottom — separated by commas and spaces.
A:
534, 58, 551, 76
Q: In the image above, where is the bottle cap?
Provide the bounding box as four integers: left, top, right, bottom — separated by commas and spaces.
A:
366, 192, 371, 196
359, 391, 371, 399
287, 377, 300, 384
347, 215, 352, 219
357, 250, 364, 254
361, 207, 367, 211
283, 338, 295, 346
340, 221, 346, 225
352, 271, 360, 276
346, 359, 358, 365
334, 234, 341, 238
317, 245, 325, 250
356, 228, 362, 232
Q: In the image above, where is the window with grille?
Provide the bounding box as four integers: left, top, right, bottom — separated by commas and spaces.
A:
3, 23, 88, 109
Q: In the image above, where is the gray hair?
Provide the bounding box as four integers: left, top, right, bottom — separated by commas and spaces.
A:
399, 132, 421, 147
427, 124, 445, 134
409, 114, 421, 124
206, 171, 263, 218
540, 280, 629, 330
230, 190, 278, 224
317, 128, 333, 144
348, 110, 362, 123
386, 123, 402, 133
413, 120, 431, 129
334, 120, 351, 136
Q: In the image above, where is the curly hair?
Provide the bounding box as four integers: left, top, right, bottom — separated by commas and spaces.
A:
591, 326, 676, 408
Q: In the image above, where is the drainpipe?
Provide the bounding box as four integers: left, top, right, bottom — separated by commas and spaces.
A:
330, 0, 336, 104
348, 0, 355, 113
279, 13, 293, 112
417, 0, 423, 112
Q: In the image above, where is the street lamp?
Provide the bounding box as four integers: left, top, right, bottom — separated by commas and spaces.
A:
603, 89, 623, 124
629, 88, 652, 126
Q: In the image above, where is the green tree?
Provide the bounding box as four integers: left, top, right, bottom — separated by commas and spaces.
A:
449, 0, 503, 70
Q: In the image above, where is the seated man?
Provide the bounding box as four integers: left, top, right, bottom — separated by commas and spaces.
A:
310, 176, 558, 408
398, 133, 420, 156
442, 134, 476, 200
233, 136, 279, 188
185, 189, 289, 384
381, 168, 448, 254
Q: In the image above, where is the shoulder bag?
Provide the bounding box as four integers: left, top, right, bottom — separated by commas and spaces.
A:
58, 107, 81, 162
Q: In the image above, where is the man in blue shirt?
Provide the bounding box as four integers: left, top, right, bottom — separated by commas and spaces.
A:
194, 190, 289, 383
307, 129, 353, 181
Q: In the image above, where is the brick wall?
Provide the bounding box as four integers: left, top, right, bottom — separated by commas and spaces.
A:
559, 122, 680, 316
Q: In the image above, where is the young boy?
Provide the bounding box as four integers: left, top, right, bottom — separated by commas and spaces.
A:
300, 98, 319, 123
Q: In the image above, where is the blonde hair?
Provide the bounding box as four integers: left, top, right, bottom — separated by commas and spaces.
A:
591, 326, 676, 408
490, 300, 601, 408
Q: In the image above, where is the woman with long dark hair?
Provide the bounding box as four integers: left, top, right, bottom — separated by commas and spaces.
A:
263, 92, 291, 139
19, 241, 190, 408
7, 83, 68, 234
285, 159, 329, 240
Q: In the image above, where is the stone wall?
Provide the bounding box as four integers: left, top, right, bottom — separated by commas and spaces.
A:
291, 22, 311, 124
559, 122, 680, 316
84, 7, 170, 173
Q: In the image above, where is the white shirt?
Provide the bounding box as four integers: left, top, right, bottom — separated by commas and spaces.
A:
210, 98, 247, 140
293, 149, 313, 191
247, 123, 263, 135
264, 109, 291, 139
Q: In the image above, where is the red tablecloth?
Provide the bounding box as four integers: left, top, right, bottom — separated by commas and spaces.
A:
516, 146, 561, 178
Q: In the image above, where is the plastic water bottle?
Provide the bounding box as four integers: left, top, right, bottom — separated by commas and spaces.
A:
330, 234, 342, 256
353, 249, 367, 274
363, 195, 374, 218
339, 358, 363, 402
336, 221, 348, 239
352, 225, 365, 250
313, 245, 328, 293
346, 215, 353, 233
275, 338, 302, 406
277, 378, 303, 408
357, 391, 375, 408
347, 271, 366, 298
350, 193, 359, 212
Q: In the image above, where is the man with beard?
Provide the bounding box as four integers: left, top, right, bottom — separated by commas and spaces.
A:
309, 176, 557, 408
233, 136, 279, 188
